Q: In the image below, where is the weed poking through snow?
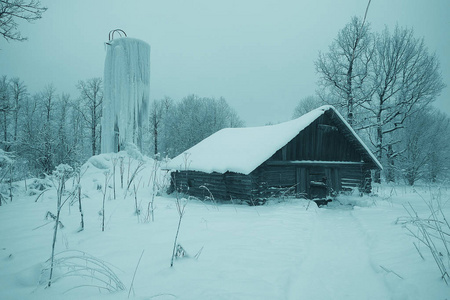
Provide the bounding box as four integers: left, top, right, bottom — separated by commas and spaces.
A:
42, 250, 125, 293
102, 170, 112, 232
47, 164, 74, 287
170, 191, 189, 267
399, 190, 450, 285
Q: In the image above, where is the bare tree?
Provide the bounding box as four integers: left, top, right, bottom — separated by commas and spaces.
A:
19, 84, 58, 174
396, 108, 450, 185
0, 0, 47, 42
217, 97, 244, 128
164, 95, 244, 157
292, 95, 324, 118
40, 84, 57, 173
0, 75, 11, 151
315, 15, 374, 126
54, 93, 79, 165
68, 97, 87, 161
428, 114, 450, 182
76, 78, 103, 156
0, 148, 13, 206
149, 97, 172, 156
364, 26, 445, 182
18, 91, 40, 173
9, 77, 26, 151
3, 77, 89, 176
317, 16, 445, 183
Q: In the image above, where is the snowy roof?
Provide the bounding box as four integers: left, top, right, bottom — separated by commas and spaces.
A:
165, 105, 382, 175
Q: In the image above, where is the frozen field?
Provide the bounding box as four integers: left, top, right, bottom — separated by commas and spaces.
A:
0, 153, 449, 300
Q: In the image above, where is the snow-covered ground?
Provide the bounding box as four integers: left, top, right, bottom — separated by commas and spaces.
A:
1, 153, 449, 300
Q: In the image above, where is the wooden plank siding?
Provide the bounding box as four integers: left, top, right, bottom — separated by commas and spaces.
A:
171, 171, 257, 201
256, 161, 372, 198
269, 114, 362, 163
172, 164, 372, 202
170, 109, 377, 202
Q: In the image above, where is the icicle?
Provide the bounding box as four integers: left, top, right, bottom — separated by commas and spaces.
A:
101, 37, 150, 153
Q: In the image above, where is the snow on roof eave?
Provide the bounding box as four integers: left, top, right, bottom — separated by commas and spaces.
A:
163, 105, 382, 174
327, 107, 383, 170
238, 106, 331, 174
163, 105, 331, 175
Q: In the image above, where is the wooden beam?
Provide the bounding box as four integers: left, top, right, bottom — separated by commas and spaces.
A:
266, 161, 370, 168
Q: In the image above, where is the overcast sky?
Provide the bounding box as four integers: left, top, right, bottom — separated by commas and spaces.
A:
1, 0, 448, 126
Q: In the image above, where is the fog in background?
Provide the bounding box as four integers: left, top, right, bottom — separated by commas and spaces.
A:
1, 0, 448, 126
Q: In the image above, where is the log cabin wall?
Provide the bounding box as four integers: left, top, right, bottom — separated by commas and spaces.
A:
254, 162, 372, 199
249, 164, 296, 199
171, 170, 256, 200
170, 109, 377, 202
171, 171, 228, 200
256, 111, 375, 198
171, 163, 372, 202
224, 172, 257, 200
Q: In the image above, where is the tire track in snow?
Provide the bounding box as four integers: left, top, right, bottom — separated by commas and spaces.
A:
287, 207, 390, 300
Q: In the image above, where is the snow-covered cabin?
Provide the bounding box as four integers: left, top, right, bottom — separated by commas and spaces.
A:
165, 105, 382, 202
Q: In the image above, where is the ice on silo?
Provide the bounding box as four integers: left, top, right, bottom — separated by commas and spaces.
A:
101, 37, 150, 153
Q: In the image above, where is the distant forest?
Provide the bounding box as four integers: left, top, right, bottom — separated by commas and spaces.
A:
0, 78, 243, 177
0, 12, 449, 186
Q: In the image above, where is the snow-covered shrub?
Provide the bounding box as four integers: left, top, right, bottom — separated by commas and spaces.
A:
124, 143, 144, 161
87, 154, 111, 170
28, 178, 53, 191
0, 149, 13, 167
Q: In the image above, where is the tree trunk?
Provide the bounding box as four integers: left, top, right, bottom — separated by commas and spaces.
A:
153, 119, 158, 155
374, 108, 383, 183
346, 61, 354, 126
406, 169, 416, 186
3, 112, 8, 151
386, 144, 395, 182
92, 109, 96, 156
13, 104, 18, 149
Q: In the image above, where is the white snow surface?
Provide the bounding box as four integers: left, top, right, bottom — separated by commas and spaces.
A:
101, 37, 150, 153
165, 105, 381, 174
0, 153, 449, 299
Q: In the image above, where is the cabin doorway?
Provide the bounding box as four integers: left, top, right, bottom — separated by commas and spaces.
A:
295, 166, 340, 199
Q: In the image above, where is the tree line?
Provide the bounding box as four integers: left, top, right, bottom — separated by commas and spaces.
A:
0, 76, 243, 179
1, 4, 447, 186
147, 95, 244, 158
298, 16, 448, 185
